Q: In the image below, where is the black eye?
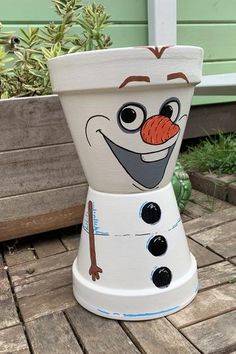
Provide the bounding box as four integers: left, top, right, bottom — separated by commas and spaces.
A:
160, 104, 173, 118
118, 103, 146, 132
159, 98, 180, 122
120, 108, 137, 123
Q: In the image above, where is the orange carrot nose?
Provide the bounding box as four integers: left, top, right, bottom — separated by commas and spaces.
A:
141, 115, 180, 145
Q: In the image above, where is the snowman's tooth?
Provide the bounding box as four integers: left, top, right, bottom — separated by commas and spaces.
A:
141, 149, 168, 162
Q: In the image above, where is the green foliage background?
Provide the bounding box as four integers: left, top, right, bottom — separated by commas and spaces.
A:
0, 0, 111, 98
180, 132, 236, 175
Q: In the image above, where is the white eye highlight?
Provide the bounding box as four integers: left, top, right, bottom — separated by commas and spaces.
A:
118, 103, 146, 132
159, 98, 180, 122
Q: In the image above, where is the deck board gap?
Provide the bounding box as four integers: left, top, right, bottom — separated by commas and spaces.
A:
188, 235, 224, 257
165, 318, 204, 354
0, 140, 73, 154
178, 307, 236, 330
29, 242, 39, 261
197, 259, 225, 269
2, 253, 33, 354
63, 310, 88, 354
206, 245, 231, 260
186, 219, 236, 236
119, 321, 146, 354
1, 181, 87, 200
16, 282, 73, 300
0, 182, 88, 201
198, 280, 235, 293
0, 141, 74, 155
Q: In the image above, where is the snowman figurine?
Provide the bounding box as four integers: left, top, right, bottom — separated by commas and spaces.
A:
48, 45, 203, 320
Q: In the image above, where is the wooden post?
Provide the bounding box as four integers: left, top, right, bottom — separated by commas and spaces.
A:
148, 0, 177, 46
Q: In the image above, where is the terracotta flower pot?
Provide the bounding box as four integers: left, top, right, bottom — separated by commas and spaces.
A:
48, 45, 203, 320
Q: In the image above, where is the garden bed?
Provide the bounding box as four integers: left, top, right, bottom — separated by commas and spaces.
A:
189, 171, 236, 205
0, 95, 87, 241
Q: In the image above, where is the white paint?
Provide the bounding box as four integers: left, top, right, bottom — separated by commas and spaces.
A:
141, 148, 168, 162
48, 46, 203, 320
48, 46, 203, 193
147, 0, 236, 96
195, 73, 236, 95
73, 184, 198, 320
148, 0, 177, 46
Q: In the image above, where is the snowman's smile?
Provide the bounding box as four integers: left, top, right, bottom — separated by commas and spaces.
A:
141, 149, 169, 162
100, 132, 176, 189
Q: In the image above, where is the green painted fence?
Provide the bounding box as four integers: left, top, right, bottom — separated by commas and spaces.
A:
1, 0, 236, 104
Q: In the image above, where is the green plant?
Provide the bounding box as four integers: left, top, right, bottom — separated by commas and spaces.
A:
0, 0, 112, 98
180, 131, 236, 175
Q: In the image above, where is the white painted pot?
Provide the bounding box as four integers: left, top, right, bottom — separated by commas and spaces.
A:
48, 46, 203, 194
48, 46, 203, 320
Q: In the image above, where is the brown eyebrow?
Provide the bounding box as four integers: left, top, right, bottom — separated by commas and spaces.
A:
147, 46, 170, 59
167, 72, 189, 84
119, 75, 150, 89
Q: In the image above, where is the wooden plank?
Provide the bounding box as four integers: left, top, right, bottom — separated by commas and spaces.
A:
3, 239, 35, 266
0, 285, 19, 330
122, 318, 200, 354
183, 206, 236, 237
183, 200, 210, 219
191, 220, 236, 258
0, 257, 19, 329
61, 233, 80, 251
26, 312, 83, 354
178, 24, 236, 61
0, 205, 85, 241
203, 61, 236, 76
19, 285, 77, 322
178, 0, 236, 22
198, 261, 236, 291
0, 184, 87, 222
14, 267, 72, 299
6, 23, 236, 60
0, 325, 30, 354
33, 236, 66, 258
0, 95, 71, 152
0, 143, 85, 198
1, 0, 60, 22
188, 238, 222, 268
1, 0, 147, 23
9, 249, 77, 286
231, 257, 236, 265
3, 0, 236, 25
185, 102, 236, 138
65, 305, 140, 354
181, 310, 236, 354
193, 62, 236, 106
167, 283, 236, 328
84, 0, 147, 23
189, 189, 231, 212
189, 172, 231, 201
228, 182, 236, 206
181, 213, 192, 223
4, 24, 148, 48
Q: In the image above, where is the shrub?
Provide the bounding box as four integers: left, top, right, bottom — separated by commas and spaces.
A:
0, 0, 112, 98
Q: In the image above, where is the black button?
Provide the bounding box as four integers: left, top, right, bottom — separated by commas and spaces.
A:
141, 202, 161, 224
148, 235, 167, 256
152, 267, 172, 288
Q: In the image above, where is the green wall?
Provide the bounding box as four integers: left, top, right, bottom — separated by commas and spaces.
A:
1, 0, 236, 104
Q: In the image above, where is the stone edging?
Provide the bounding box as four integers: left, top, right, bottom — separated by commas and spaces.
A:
189, 171, 236, 205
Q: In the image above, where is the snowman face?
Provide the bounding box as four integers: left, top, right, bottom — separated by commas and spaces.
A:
85, 72, 190, 190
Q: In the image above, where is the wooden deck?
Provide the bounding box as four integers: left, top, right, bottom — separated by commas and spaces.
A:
0, 189, 236, 354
